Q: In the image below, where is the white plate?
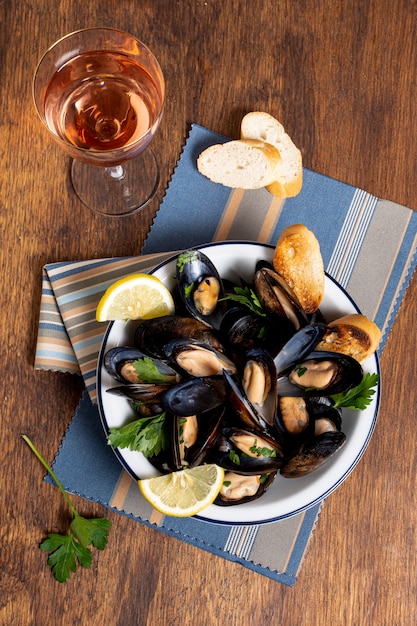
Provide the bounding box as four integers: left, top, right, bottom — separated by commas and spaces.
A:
97, 242, 380, 525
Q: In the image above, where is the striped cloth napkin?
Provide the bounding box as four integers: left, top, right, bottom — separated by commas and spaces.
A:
35, 124, 417, 586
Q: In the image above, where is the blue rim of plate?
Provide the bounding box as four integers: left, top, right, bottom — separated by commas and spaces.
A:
97, 241, 381, 525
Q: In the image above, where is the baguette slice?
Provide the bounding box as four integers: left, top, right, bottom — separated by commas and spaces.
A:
197, 139, 282, 189
241, 111, 302, 197
315, 314, 381, 363
273, 224, 324, 314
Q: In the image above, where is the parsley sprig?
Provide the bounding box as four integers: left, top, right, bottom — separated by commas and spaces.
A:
107, 412, 169, 457
22, 435, 111, 583
331, 372, 380, 410
221, 285, 266, 317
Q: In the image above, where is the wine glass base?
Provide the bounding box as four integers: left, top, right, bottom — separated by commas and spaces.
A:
71, 149, 160, 216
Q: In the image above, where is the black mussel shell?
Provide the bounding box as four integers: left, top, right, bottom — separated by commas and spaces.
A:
171, 406, 225, 470
309, 397, 343, 431
277, 350, 363, 397
219, 305, 280, 362
280, 430, 346, 478
273, 323, 328, 375
214, 470, 277, 506
134, 315, 224, 360
106, 383, 172, 403
254, 266, 308, 331
223, 349, 277, 432
175, 249, 226, 328
161, 376, 227, 417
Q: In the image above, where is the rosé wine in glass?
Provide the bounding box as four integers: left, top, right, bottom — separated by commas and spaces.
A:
33, 28, 165, 216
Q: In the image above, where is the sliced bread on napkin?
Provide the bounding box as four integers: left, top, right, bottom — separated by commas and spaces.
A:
197, 112, 302, 197
241, 112, 303, 198
197, 138, 282, 189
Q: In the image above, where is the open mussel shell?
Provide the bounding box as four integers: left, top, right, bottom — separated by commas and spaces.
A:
161, 376, 227, 417
309, 396, 343, 431
255, 266, 308, 332
212, 427, 285, 475
219, 305, 281, 362
223, 349, 277, 432
175, 249, 226, 329
280, 430, 347, 478
273, 323, 328, 374
214, 470, 277, 506
171, 406, 225, 470
277, 350, 363, 397
274, 396, 315, 454
134, 315, 224, 360
106, 382, 171, 403
164, 339, 237, 378
104, 346, 179, 385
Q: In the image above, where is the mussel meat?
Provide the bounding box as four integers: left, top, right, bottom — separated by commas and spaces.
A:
277, 350, 363, 397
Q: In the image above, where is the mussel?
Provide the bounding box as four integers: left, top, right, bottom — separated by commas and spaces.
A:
161, 376, 227, 417
104, 346, 179, 385
223, 349, 277, 433
212, 426, 284, 475
175, 249, 225, 328
171, 406, 224, 469
277, 350, 363, 397
164, 340, 237, 378
280, 430, 346, 478
254, 266, 308, 333
134, 315, 224, 360
215, 470, 277, 506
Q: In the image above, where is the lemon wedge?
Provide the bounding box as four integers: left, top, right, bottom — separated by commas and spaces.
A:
138, 464, 225, 517
96, 273, 175, 322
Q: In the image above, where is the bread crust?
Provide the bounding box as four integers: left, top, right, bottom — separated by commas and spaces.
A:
273, 224, 324, 313
315, 314, 381, 362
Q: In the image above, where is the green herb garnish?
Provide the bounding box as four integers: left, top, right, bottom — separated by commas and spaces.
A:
249, 441, 277, 458
176, 250, 198, 273
294, 364, 308, 377
107, 412, 169, 457
221, 285, 267, 317
22, 435, 111, 583
331, 372, 380, 410
183, 283, 194, 299
229, 449, 241, 465
133, 357, 172, 384
223, 480, 232, 487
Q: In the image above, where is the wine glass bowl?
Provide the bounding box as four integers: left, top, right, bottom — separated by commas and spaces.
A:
33, 28, 165, 215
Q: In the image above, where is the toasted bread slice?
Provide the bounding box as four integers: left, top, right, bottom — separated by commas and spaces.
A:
273, 224, 324, 314
241, 112, 303, 197
315, 314, 381, 362
197, 139, 282, 189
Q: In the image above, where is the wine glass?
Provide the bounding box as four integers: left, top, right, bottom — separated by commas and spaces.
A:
33, 28, 165, 216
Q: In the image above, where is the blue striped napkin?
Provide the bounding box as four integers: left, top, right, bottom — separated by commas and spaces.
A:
36, 123, 417, 586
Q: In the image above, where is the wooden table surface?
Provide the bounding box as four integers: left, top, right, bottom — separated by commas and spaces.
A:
1, 1, 416, 624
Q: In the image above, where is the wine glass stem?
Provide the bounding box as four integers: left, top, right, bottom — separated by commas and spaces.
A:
106, 165, 125, 181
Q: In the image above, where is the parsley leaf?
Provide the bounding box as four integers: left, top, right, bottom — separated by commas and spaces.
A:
331, 372, 380, 410
22, 435, 111, 583
221, 285, 266, 317
107, 412, 169, 457
132, 357, 172, 384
